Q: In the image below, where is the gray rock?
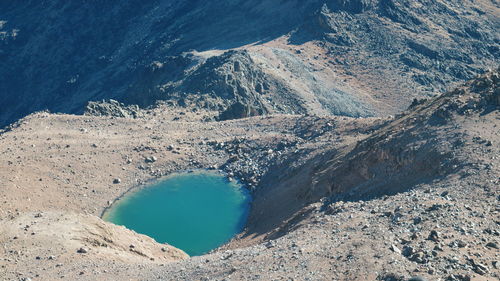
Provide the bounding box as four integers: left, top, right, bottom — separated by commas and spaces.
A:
428, 230, 440, 242
390, 244, 401, 254
145, 156, 157, 163
486, 242, 498, 249
77, 247, 89, 254
446, 275, 470, 281
473, 262, 489, 275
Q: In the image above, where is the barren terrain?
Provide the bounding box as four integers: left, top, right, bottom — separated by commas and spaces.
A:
0, 68, 498, 281
0, 1, 499, 280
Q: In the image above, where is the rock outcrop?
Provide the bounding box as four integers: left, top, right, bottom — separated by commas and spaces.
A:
85, 100, 144, 118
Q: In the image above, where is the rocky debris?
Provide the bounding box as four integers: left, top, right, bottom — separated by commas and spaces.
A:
295, 0, 498, 111
470, 260, 490, 275
85, 100, 144, 118
210, 135, 304, 189
0, 71, 499, 280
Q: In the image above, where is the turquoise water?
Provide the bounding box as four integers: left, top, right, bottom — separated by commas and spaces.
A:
102, 171, 251, 256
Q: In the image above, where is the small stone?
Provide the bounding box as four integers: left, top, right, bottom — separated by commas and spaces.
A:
433, 244, 443, 251
413, 217, 422, 224
402, 245, 415, 257
77, 247, 89, 254
428, 230, 440, 242
410, 251, 426, 264
161, 247, 168, 252
390, 244, 401, 254
264, 241, 275, 249
113, 178, 121, 184
145, 156, 157, 163
220, 250, 233, 260
486, 242, 499, 249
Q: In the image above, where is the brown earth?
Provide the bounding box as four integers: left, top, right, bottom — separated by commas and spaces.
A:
0, 69, 499, 280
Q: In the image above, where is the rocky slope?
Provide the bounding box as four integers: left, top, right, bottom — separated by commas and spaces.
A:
237, 66, 500, 241
0, 66, 498, 280
160, 68, 500, 281
1, 0, 498, 126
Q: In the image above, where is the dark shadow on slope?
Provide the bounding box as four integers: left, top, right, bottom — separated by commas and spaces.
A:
1, 0, 498, 128
0, 0, 328, 127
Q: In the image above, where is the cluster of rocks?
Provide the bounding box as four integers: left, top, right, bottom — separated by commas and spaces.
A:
85, 100, 144, 118
206, 136, 299, 190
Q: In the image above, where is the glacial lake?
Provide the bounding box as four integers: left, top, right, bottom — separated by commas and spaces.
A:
102, 171, 251, 256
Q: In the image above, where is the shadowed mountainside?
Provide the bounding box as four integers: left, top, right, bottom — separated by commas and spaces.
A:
0, 0, 498, 126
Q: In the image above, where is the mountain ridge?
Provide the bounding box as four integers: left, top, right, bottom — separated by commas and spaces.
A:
1, 0, 498, 126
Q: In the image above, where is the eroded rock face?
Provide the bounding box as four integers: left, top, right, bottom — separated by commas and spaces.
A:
180, 50, 273, 115
120, 50, 279, 119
